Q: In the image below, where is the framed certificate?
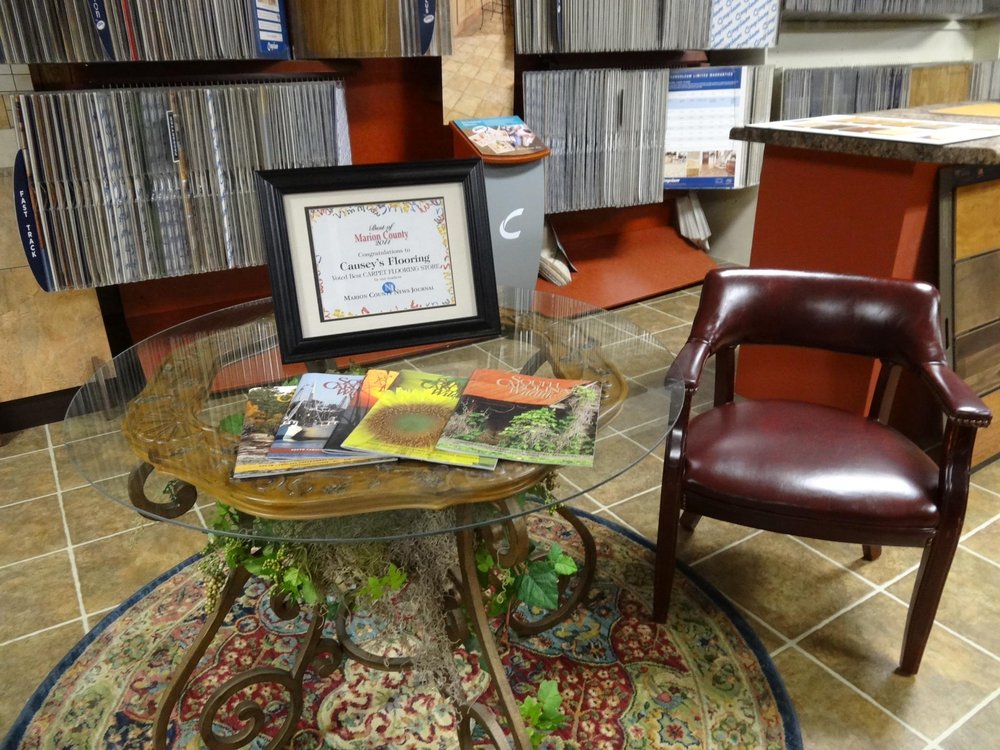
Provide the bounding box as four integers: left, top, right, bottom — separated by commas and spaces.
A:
256, 160, 500, 363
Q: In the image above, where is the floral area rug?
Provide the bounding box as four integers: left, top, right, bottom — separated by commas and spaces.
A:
4, 512, 801, 749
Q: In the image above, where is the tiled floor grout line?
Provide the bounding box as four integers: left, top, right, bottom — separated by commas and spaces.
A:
0, 476, 123, 511
72, 520, 162, 549
795, 535, 1000, 668
85, 603, 120, 623
0, 446, 50, 462
0, 616, 85, 648
790, 644, 935, 745
685, 529, 764, 567
929, 684, 1000, 747
960, 508, 1000, 538
772, 587, 884, 654
737, 609, 794, 654
615, 426, 670, 456
790, 535, 894, 592
46, 424, 90, 634
601, 486, 659, 513
969, 479, 1000, 498
1, 516, 169, 571
598, 507, 644, 540
958, 543, 1000, 571
0, 490, 61, 510
0, 546, 68, 572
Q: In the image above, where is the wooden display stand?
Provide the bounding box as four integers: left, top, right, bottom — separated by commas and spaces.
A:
739, 144, 941, 442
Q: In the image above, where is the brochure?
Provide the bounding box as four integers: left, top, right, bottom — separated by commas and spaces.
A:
452, 115, 547, 157
436, 368, 601, 466
268, 373, 374, 460
233, 386, 389, 478
342, 370, 498, 470
322, 369, 398, 454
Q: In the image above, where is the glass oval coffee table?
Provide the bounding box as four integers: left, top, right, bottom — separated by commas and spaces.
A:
63, 287, 682, 750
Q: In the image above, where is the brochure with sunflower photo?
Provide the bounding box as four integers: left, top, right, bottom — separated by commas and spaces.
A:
436, 368, 602, 466
341, 370, 498, 470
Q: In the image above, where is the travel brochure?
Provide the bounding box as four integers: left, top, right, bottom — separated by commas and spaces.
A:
231, 368, 602, 478
452, 115, 547, 157
267, 373, 387, 460
232, 386, 391, 479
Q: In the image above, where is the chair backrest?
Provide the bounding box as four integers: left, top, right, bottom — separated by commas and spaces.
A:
692, 268, 948, 369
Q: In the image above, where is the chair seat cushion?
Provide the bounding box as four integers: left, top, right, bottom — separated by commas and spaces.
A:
685, 400, 940, 529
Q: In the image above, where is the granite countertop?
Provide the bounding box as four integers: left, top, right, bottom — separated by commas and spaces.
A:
731, 104, 1000, 165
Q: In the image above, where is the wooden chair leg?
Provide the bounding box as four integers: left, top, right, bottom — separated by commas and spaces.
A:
862, 544, 882, 561
653, 463, 684, 623
652, 504, 678, 623
898, 532, 960, 675
680, 511, 702, 532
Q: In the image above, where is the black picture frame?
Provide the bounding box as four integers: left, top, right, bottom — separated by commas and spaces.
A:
256, 159, 500, 364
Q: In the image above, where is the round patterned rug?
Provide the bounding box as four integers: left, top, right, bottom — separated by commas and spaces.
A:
4, 512, 801, 749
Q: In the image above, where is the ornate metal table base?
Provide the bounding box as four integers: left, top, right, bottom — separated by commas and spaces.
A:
149, 502, 596, 750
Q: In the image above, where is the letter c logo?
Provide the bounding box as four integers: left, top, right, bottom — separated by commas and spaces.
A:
499, 208, 524, 240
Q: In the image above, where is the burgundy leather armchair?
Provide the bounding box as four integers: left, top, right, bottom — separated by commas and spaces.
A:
652, 268, 992, 675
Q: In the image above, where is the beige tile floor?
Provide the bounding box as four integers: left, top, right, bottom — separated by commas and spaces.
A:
442, 12, 515, 123
3, 286, 1000, 748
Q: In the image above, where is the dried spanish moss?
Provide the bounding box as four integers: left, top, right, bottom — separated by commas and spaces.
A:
309, 508, 472, 703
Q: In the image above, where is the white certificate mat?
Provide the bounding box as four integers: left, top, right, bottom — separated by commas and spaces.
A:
283, 182, 479, 341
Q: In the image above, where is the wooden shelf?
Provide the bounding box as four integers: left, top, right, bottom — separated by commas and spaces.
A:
536, 203, 717, 308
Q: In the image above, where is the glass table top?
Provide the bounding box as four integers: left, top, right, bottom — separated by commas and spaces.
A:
63, 288, 682, 544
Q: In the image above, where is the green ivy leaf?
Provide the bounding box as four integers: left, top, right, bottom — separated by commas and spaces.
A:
243, 556, 264, 575
537, 680, 564, 727
516, 561, 559, 610
487, 597, 508, 618
218, 412, 245, 436
299, 576, 319, 605
520, 680, 567, 748
385, 563, 407, 590
365, 575, 384, 599
519, 695, 542, 726
553, 553, 577, 576
546, 543, 578, 576
475, 545, 494, 573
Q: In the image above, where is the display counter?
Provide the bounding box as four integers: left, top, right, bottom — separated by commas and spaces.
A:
732, 104, 1000, 460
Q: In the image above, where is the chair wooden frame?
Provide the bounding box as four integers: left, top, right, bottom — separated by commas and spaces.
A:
652, 268, 992, 675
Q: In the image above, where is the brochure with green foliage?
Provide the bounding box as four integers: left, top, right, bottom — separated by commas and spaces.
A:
436, 368, 601, 466
342, 370, 498, 470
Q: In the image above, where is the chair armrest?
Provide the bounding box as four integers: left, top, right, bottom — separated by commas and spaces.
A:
665, 339, 711, 394
661, 340, 711, 470
920, 362, 992, 428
